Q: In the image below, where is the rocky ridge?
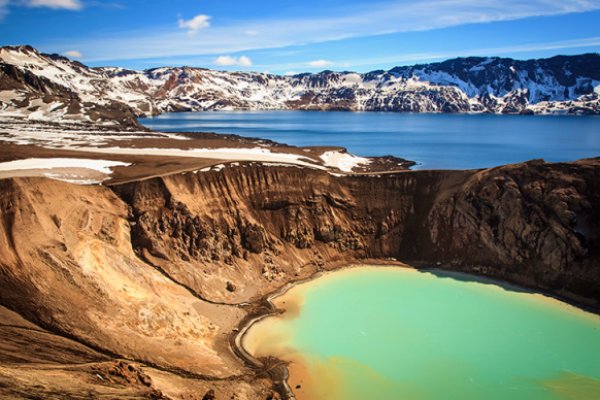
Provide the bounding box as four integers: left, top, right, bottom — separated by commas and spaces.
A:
114, 159, 600, 305
1, 157, 599, 398
1, 46, 599, 128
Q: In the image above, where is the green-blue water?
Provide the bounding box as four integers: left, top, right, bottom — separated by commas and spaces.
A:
140, 112, 600, 169
244, 267, 600, 400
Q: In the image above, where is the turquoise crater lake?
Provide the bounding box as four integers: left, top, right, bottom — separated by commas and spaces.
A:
243, 267, 600, 400
140, 112, 600, 170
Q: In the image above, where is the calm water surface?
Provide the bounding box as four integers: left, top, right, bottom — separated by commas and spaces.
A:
140, 112, 600, 169
243, 267, 600, 400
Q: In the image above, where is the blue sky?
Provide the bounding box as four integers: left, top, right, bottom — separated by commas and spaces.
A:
0, 0, 599, 74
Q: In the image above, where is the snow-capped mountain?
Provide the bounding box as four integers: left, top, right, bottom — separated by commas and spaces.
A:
1, 45, 599, 127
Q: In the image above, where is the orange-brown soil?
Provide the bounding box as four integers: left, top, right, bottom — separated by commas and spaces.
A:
0, 125, 598, 399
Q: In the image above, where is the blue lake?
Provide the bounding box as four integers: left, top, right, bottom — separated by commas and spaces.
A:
140, 111, 600, 170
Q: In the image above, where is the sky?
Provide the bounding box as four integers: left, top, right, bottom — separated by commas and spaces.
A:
0, 0, 599, 74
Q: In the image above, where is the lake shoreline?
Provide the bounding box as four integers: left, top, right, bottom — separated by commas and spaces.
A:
232, 261, 600, 400
140, 111, 600, 170
231, 260, 411, 400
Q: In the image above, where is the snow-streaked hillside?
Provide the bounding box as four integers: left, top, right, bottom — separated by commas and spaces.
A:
1, 45, 599, 127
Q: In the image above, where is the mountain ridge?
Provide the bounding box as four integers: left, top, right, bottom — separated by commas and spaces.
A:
1, 45, 599, 128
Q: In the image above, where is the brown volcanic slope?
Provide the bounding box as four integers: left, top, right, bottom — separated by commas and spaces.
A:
114, 159, 600, 305
0, 158, 599, 398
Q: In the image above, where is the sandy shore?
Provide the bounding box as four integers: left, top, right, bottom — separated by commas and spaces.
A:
233, 261, 411, 400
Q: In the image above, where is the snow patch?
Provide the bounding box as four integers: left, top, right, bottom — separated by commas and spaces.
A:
71, 146, 322, 168
320, 150, 370, 172
0, 157, 130, 184
0, 158, 130, 174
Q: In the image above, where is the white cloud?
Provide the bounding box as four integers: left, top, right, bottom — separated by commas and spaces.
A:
284, 71, 298, 76
238, 55, 252, 66
214, 55, 252, 67
0, 0, 82, 19
244, 30, 259, 36
308, 60, 332, 68
63, 50, 82, 58
26, 0, 82, 9
178, 14, 211, 36
50, 0, 600, 63
213, 56, 236, 66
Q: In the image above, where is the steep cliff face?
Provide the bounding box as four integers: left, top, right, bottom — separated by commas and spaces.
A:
114, 166, 383, 304
114, 159, 600, 306
427, 160, 600, 301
